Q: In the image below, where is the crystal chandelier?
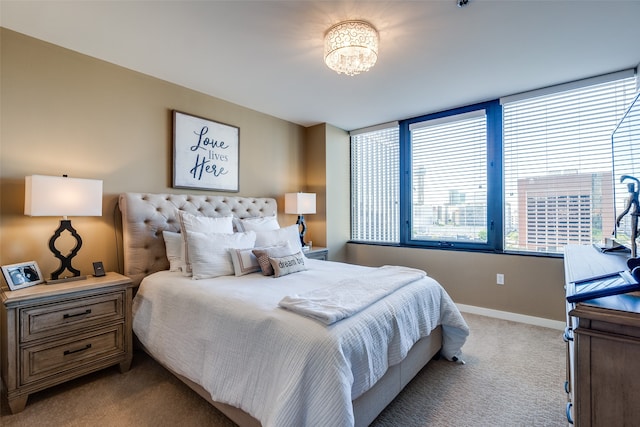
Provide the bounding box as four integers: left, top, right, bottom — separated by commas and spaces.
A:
324, 20, 379, 76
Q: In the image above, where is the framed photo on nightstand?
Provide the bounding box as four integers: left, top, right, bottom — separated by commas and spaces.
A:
1, 261, 44, 291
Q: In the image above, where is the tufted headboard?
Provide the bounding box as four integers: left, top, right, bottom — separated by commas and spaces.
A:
118, 192, 277, 286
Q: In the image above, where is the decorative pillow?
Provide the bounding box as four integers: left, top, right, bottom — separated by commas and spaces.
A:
270, 252, 306, 278
254, 224, 301, 253
186, 230, 256, 280
252, 242, 296, 276
178, 211, 234, 234
162, 231, 184, 272
237, 215, 280, 232
178, 211, 234, 276
229, 247, 261, 276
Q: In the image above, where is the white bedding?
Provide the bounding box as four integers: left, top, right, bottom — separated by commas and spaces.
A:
132, 259, 469, 427
279, 265, 427, 325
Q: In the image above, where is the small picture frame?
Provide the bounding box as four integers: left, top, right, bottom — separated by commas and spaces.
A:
1, 261, 44, 291
93, 261, 106, 277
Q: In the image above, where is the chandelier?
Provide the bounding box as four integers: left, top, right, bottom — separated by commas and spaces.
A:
324, 20, 379, 76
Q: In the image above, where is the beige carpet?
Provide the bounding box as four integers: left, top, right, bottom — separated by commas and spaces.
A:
1, 313, 567, 426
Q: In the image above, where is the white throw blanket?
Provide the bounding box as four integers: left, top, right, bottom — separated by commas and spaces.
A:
279, 265, 426, 324
133, 259, 469, 427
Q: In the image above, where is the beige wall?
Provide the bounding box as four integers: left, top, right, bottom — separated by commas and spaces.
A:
1, 28, 566, 322
324, 124, 350, 261
347, 244, 566, 321
0, 29, 306, 277
304, 123, 350, 261
303, 124, 327, 249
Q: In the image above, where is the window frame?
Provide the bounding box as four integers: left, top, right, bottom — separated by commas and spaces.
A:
399, 100, 503, 252
349, 69, 638, 258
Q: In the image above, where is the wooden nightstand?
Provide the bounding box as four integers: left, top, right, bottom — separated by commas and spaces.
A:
0, 272, 134, 414
304, 247, 328, 260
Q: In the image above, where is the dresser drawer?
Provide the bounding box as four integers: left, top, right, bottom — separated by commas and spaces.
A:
20, 291, 124, 343
20, 324, 125, 385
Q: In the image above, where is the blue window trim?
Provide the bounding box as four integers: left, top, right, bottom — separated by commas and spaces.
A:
399, 100, 503, 251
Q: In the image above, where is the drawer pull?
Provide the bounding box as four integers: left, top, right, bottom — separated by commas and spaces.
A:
63, 309, 92, 319
564, 380, 570, 394
563, 326, 573, 342
63, 343, 92, 356
566, 402, 574, 424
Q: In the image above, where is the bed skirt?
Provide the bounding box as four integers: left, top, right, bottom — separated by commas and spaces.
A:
137, 326, 442, 427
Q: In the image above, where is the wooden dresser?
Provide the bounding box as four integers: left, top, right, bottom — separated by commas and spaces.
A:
564, 245, 640, 426
1, 272, 134, 413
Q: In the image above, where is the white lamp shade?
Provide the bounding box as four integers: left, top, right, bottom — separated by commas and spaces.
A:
25, 175, 103, 217
284, 193, 316, 215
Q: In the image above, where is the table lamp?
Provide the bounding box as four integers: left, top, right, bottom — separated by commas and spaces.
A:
25, 175, 103, 283
284, 192, 316, 247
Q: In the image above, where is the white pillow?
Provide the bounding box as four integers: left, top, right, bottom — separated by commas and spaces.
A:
254, 224, 302, 252
229, 247, 261, 276
237, 215, 280, 232
162, 231, 184, 272
178, 211, 234, 276
178, 211, 234, 234
186, 230, 256, 280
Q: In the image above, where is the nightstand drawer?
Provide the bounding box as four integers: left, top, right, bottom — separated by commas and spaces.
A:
21, 324, 125, 385
20, 291, 124, 342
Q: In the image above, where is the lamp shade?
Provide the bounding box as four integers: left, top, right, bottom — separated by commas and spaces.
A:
25, 175, 103, 217
284, 193, 316, 215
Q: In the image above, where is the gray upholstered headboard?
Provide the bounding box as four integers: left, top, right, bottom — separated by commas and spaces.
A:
118, 192, 277, 286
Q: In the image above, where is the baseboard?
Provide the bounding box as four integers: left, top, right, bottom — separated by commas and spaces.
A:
456, 303, 565, 330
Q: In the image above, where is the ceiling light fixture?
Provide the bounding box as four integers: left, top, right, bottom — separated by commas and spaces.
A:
324, 20, 378, 76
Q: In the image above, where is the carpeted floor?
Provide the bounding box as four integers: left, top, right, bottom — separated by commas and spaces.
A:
1, 313, 568, 426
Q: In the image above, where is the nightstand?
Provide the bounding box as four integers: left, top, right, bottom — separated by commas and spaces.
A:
304, 247, 328, 260
0, 272, 134, 414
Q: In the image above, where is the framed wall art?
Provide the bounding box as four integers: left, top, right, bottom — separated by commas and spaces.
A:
1, 261, 44, 291
173, 110, 239, 192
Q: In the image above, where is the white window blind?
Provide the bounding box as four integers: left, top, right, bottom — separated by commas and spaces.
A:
502, 73, 637, 254
350, 125, 400, 242
410, 110, 488, 242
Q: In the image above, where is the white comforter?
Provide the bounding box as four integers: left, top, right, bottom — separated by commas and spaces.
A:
132, 259, 469, 427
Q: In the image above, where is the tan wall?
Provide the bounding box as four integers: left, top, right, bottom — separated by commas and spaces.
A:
347, 244, 566, 321
304, 123, 350, 261
303, 125, 327, 248
324, 124, 350, 261
1, 28, 566, 322
0, 29, 306, 278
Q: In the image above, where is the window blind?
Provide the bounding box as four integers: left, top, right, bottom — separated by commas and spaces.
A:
350, 125, 400, 242
409, 110, 488, 242
502, 74, 637, 253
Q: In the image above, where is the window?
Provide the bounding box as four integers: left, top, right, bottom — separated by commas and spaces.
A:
403, 102, 501, 250
502, 71, 637, 253
350, 69, 638, 255
350, 124, 400, 243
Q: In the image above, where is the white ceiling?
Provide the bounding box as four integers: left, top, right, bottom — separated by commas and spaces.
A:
2, 1, 639, 131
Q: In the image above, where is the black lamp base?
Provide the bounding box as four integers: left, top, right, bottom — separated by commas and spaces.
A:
48, 219, 83, 281
296, 215, 308, 247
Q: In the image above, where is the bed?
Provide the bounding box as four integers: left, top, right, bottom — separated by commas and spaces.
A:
119, 192, 469, 427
